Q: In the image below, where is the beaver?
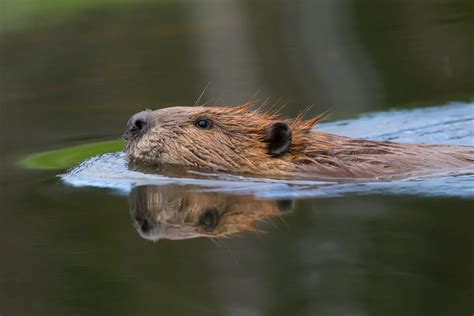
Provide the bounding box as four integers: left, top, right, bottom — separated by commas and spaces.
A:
124, 103, 474, 180
130, 185, 292, 240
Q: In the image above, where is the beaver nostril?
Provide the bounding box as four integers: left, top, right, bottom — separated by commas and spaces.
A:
133, 118, 146, 131
128, 111, 150, 133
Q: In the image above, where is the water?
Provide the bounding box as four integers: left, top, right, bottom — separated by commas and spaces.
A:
1, 1, 474, 315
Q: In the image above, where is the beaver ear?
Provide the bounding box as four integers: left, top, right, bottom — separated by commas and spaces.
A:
265, 122, 292, 156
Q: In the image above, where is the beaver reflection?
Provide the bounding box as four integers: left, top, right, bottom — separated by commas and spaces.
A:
129, 185, 293, 241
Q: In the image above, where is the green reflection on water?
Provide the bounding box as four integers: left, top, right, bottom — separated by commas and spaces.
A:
19, 139, 124, 170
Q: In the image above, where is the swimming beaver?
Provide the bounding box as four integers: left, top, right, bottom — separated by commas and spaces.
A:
124, 103, 473, 180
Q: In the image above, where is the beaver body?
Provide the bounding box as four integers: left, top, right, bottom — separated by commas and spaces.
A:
124, 104, 473, 180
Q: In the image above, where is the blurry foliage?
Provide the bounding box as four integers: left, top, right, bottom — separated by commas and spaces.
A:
1, 0, 170, 32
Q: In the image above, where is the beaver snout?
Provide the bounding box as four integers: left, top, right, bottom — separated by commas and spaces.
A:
127, 111, 151, 134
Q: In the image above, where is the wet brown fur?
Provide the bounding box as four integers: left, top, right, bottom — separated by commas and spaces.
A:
124, 103, 474, 180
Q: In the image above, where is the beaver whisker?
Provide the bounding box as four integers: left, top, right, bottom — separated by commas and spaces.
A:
194, 81, 212, 107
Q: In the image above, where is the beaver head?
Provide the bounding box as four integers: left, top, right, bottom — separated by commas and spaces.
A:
124, 103, 322, 175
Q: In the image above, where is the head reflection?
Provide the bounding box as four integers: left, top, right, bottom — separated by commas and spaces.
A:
129, 185, 293, 241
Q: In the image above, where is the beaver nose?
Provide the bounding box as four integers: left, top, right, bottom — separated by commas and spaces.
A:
128, 111, 150, 133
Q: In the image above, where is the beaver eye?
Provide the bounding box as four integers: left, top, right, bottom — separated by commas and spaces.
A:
200, 208, 219, 231
195, 118, 212, 129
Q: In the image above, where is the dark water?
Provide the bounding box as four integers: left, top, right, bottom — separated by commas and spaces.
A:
1, 1, 474, 315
